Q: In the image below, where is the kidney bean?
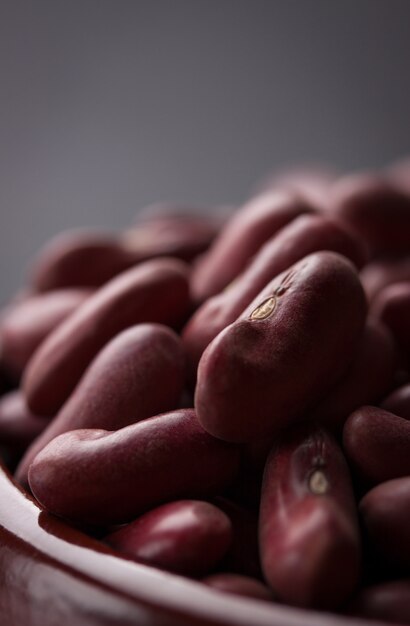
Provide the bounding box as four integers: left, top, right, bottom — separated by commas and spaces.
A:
360, 477, 410, 569
348, 580, 410, 624
28, 409, 240, 525
0, 391, 49, 461
105, 500, 232, 577
23, 258, 190, 416
361, 256, 410, 302
195, 251, 366, 443
183, 213, 366, 378
371, 282, 410, 364
191, 191, 314, 304
382, 383, 410, 420
343, 406, 410, 485
213, 497, 261, 579
310, 321, 397, 432
16, 323, 185, 486
203, 574, 274, 601
259, 426, 361, 609
329, 174, 410, 257
0, 289, 90, 379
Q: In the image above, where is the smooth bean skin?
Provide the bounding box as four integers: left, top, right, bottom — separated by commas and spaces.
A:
348, 580, 410, 624
310, 321, 397, 431
371, 282, 410, 363
329, 174, 410, 256
191, 191, 314, 303
203, 574, 274, 602
23, 258, 191, 416
382, 383, 410, 420
361, 256, 410, 302
105, 500, 232, 577
360, 477, 410, 569
0, 391, 49, 456
195, 251, 367, 443
16, 324, 185, 486
183, 213, 366, 378
0, 289, 90, 379
28, 409, 241, 526
343, 406, 410, 485
259, 426, 361, 609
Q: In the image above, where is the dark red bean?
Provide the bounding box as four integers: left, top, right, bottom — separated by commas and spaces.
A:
259, 426, 361, 609
16, 323, 185, 486
361, 257, 410, 302
310, 321, 397, 432
183, 213, 366, 378
343, 406, 410, 485
195, 251, 366, 443
23, 258, 191, 416
0, 289, 90, 379
360, 477, 410, 569
382, 383, 410, 420
191, 192, 314, 303
105, 500, 232, 577
329, 174, 410, 257
203, 574, 274, 602
371, 282, 410, 364
28, 409, 240, 525
348, 580, 410, 624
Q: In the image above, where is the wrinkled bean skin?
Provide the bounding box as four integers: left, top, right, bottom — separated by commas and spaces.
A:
259, 426, 360, 610
310, 321, 397, 431
28, 409, 240, 526
382, 383, 410, 420
361, 257, 410, 302
191, 192, 314, 303
348, 580, 410, 624
0, 289, 90, 379
105, 500, 232, 577
0, 391, 49, 457
371, 282, 410, 363
329, 174, 410, 257
202, 574, 274, 602
360, 477, 410, 569
23, 258, 191, 416
16, 324, 185, 486
183, 214, 366, 378
195, 251, 367, 443
343, 406, 410, 485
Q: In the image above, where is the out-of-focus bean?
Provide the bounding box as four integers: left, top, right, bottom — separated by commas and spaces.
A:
329, 174, 410, 257
0, 289, 90, 379
310, 321, 397, 431
23, 258, 191, 415
195, 251, 366, 443
16, 323, 185, 486
28, 409, 240, 525
382, 383, 410, 420
361, 256, 410, 302
343, 406, 410, 485
191, 192, 314, 303
360, 477, 410, 569
0, 391, 49, 460
183, 213, 366, 378
371, 281, 410, 364
259, 426, 361, 609
202, 573, 274, 602
105, 500, 232, 577
348, 580, 410, 624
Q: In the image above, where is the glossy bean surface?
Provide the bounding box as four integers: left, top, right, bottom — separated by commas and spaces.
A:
24, 258, 190, 415
259, 426, 361, 610
203, 574, 274, 602
16, 324, 185, 486
105, 500, 232, 576
196, 251, 366, 443
28, 409, 240, 525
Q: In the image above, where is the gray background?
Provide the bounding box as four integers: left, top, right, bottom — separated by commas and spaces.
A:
1, 0, 410, 301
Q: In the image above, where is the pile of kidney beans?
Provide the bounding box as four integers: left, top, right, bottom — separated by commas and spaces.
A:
1, 162, 410, 624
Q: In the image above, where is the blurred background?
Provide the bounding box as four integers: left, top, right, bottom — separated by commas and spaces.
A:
1, 0, 410, 300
